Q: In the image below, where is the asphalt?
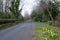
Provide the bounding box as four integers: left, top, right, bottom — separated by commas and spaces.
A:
0, 20, 40, 40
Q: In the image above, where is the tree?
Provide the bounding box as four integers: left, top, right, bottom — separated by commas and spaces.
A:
9, 0, 22, 19
31, 10, 43, 22
39, 0, 59, 21
0, 0, 3, 12
31, 11, 37, 19
39, 0, 60, 25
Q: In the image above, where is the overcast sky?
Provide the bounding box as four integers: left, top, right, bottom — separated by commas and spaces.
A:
20, 0, 40, 16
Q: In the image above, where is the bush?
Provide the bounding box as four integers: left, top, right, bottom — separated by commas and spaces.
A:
32, 14, 42, 22
32, 17, 39, 22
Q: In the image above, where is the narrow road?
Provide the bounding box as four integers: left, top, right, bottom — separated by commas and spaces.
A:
0, 20, 39, 40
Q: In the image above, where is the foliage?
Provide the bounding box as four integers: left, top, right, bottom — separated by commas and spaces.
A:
9, 0, 22, 19
0, 21, 21, 29
0, 12, 11, 19
32, 14, 42, 22
31, 11, 37, 18
31, 0, 59, 22
48, 1, 58, 20
37, 0, 59, 22
35, 23, 60, 40
31, 11, 42, 22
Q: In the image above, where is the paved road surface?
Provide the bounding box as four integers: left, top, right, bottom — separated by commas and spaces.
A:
0, 20, 39, 40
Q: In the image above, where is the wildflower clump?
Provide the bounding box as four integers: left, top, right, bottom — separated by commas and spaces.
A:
35, 23, 60, 40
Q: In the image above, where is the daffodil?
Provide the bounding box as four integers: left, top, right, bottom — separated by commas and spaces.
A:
45, 38, 48, 40
50, 31, 55, 37
47, 30, 50, 33
59, 37, 60, 39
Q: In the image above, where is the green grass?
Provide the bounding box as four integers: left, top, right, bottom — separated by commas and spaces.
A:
35, 23, 60, 40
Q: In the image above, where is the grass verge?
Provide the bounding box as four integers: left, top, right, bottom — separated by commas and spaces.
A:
0, 21, 21, 30
35, 23, 60, 40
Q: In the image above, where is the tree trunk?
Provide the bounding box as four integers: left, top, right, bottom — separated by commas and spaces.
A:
47, 8, 53, 21
47, 7, 55, 26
